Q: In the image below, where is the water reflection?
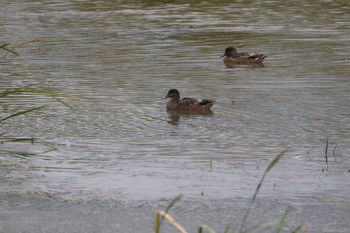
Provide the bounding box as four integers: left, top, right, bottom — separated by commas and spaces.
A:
166, 109, 214, 124
223, 61, 265, 69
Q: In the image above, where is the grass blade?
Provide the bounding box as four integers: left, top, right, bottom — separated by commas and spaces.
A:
291, 224, 303, 233
1, 137, 35, 143
275, 209, 289, 233
155, 210, 161, 233
0, 106, 45, 123
157, 195, 183, 231
156, 195, 183, 233
0, 88, 78, 99
0, 149, 34, 157
53, 97, 75, 109
2, 38, 50, 58
11, 38, 51, 49
0, 43, 19, 56
252, 149, 287, 202
239, 149, 287, 233
164, 195, 182, 216
198, 224, 216, 233
155, 211, 188, 233
0, 138, 57, 157
223, 225, 230, 233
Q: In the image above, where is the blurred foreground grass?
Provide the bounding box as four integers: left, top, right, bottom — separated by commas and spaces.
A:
155, 150, 304, 233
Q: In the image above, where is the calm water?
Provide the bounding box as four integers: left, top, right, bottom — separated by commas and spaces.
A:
1, 0, 350, 232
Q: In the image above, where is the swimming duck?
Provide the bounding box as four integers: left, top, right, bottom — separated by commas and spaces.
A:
221, 47, 266, 65
163, 89, 215, 112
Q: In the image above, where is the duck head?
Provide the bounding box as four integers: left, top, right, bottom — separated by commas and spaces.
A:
163, 89, 180, 100
221, 47, 237, 57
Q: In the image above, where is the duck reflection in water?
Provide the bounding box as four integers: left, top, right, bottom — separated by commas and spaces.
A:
166, 109, 214, 124
162, 89, 215, 124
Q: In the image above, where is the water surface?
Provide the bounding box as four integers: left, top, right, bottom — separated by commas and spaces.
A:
1, 0, 350, 232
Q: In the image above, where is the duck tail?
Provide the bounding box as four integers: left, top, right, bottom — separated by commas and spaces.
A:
249, 54, 266, 61
198, 99, 215, 106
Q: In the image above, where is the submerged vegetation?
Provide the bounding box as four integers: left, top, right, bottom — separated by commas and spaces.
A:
155, 150, 303, 233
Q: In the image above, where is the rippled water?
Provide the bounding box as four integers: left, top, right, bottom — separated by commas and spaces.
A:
1, 0, 350, 232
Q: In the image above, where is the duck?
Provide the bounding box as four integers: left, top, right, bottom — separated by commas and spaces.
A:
221, 47, 266, 65
163, 89, 215, 112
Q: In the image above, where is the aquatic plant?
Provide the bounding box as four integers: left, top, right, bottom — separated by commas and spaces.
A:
0, 38, 50, 59
0, 39, 73, 157
0, 86, 74, 157
0, 43, 19, 56
155, 150, 304, 233
0, 83, 77, 156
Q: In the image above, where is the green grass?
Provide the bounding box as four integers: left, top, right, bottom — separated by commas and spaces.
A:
0, 105, 46, 124
0, 43, 19, 56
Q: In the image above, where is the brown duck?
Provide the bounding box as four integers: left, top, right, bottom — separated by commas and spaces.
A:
221, 47, 266, 65
163, 89, 215, 112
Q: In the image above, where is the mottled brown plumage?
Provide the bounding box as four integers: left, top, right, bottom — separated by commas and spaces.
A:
221, 47, 266, 65
163, 89, 215, 112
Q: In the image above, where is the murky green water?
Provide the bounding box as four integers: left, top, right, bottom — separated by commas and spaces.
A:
1, 0, 350, 232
